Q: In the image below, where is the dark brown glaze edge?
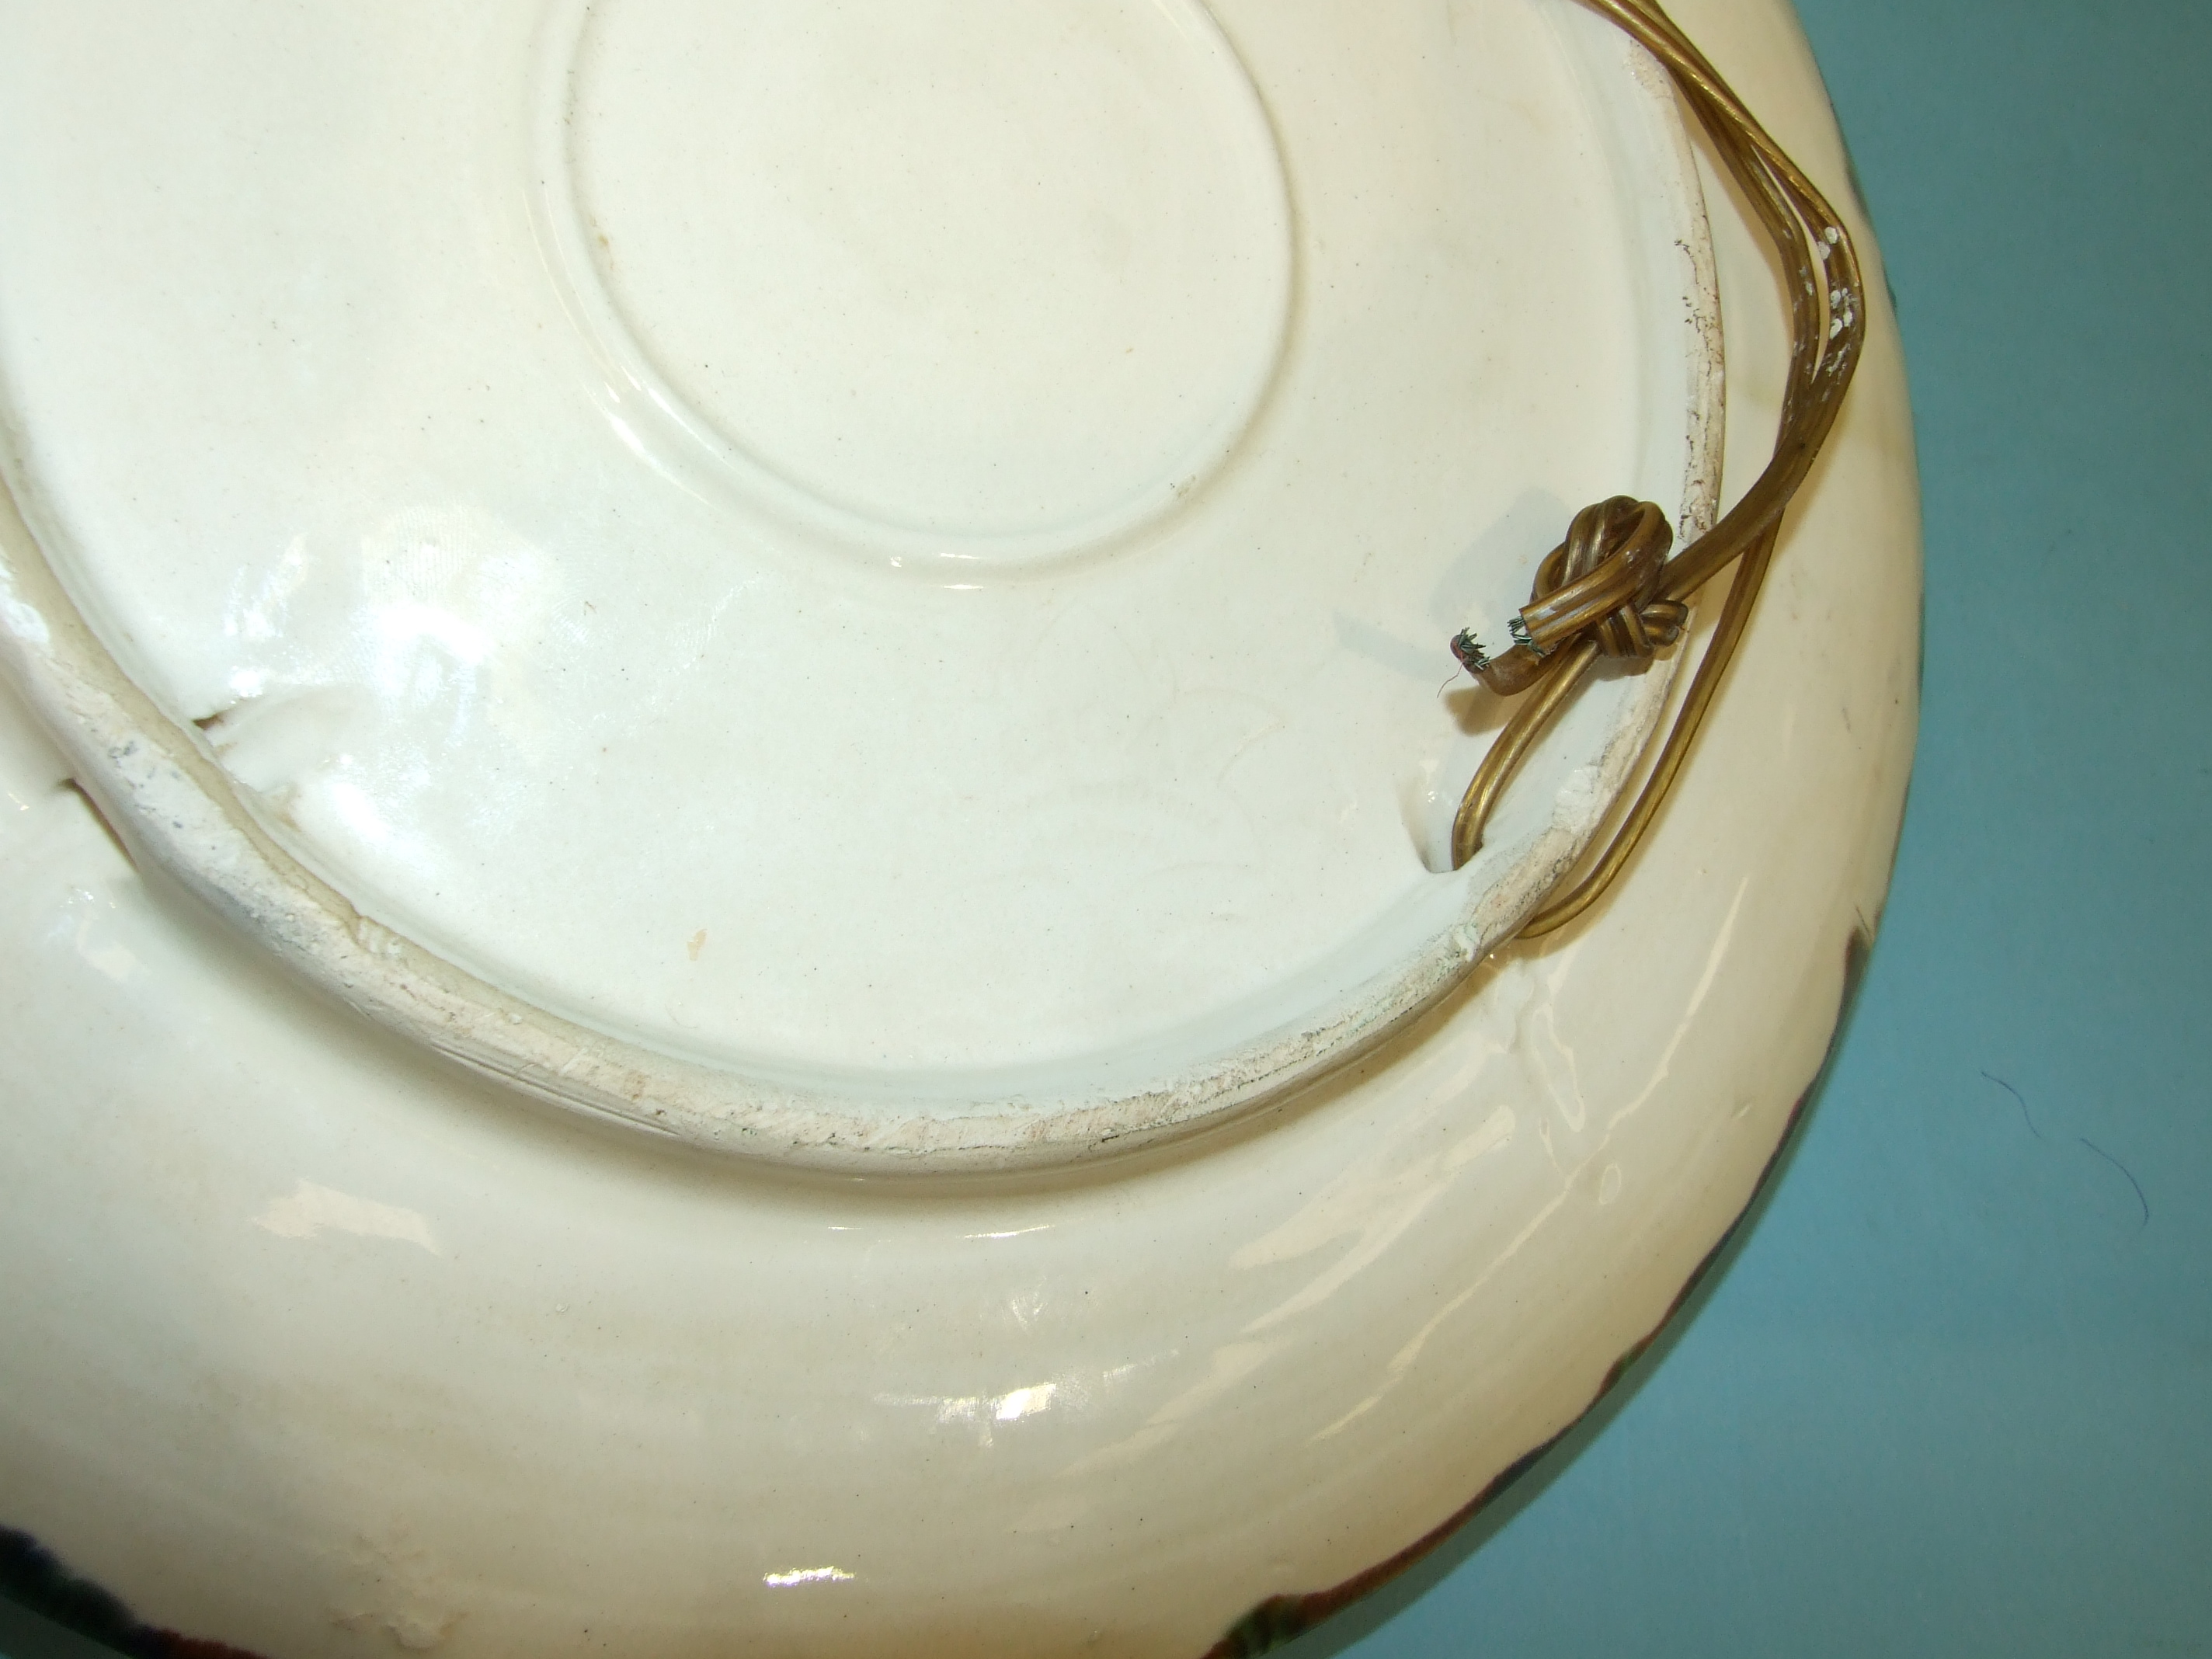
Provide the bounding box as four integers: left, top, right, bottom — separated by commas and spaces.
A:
2, 1525, 273, 1659
1204, 922, 1877, 1659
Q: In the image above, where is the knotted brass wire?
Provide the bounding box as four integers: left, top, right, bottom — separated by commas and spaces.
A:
1449, 0, 1866, 940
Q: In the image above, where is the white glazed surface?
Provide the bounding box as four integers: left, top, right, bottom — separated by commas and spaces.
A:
0, 1, 1918, 1657
0, 0, 1718, 1167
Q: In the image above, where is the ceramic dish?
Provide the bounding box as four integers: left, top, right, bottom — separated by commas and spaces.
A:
0, 0, 1918, 1654
0, 0, 1725, 1170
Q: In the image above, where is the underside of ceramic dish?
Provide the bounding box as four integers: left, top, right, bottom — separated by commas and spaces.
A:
0, 0, 1722, 1170
0, 0, 1919, 1654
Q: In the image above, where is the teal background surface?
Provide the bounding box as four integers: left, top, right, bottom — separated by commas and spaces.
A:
5, 1, 2210, 1654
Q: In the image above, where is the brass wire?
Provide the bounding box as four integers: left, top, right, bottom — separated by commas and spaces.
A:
1449, 0, 1866, 941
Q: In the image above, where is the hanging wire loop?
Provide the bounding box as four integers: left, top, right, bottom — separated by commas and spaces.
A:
1448, 0, 1866, 941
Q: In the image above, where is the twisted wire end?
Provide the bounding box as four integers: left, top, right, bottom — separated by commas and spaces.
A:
1442, 0, 1866, 936
1453, 496, 1680, 701
1449, 494, 1690, 871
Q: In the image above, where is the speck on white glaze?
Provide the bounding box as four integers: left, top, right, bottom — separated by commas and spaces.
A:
0, 1, 1918, 1656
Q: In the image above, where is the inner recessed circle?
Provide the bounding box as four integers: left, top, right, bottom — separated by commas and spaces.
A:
558, 0, 1293, 557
